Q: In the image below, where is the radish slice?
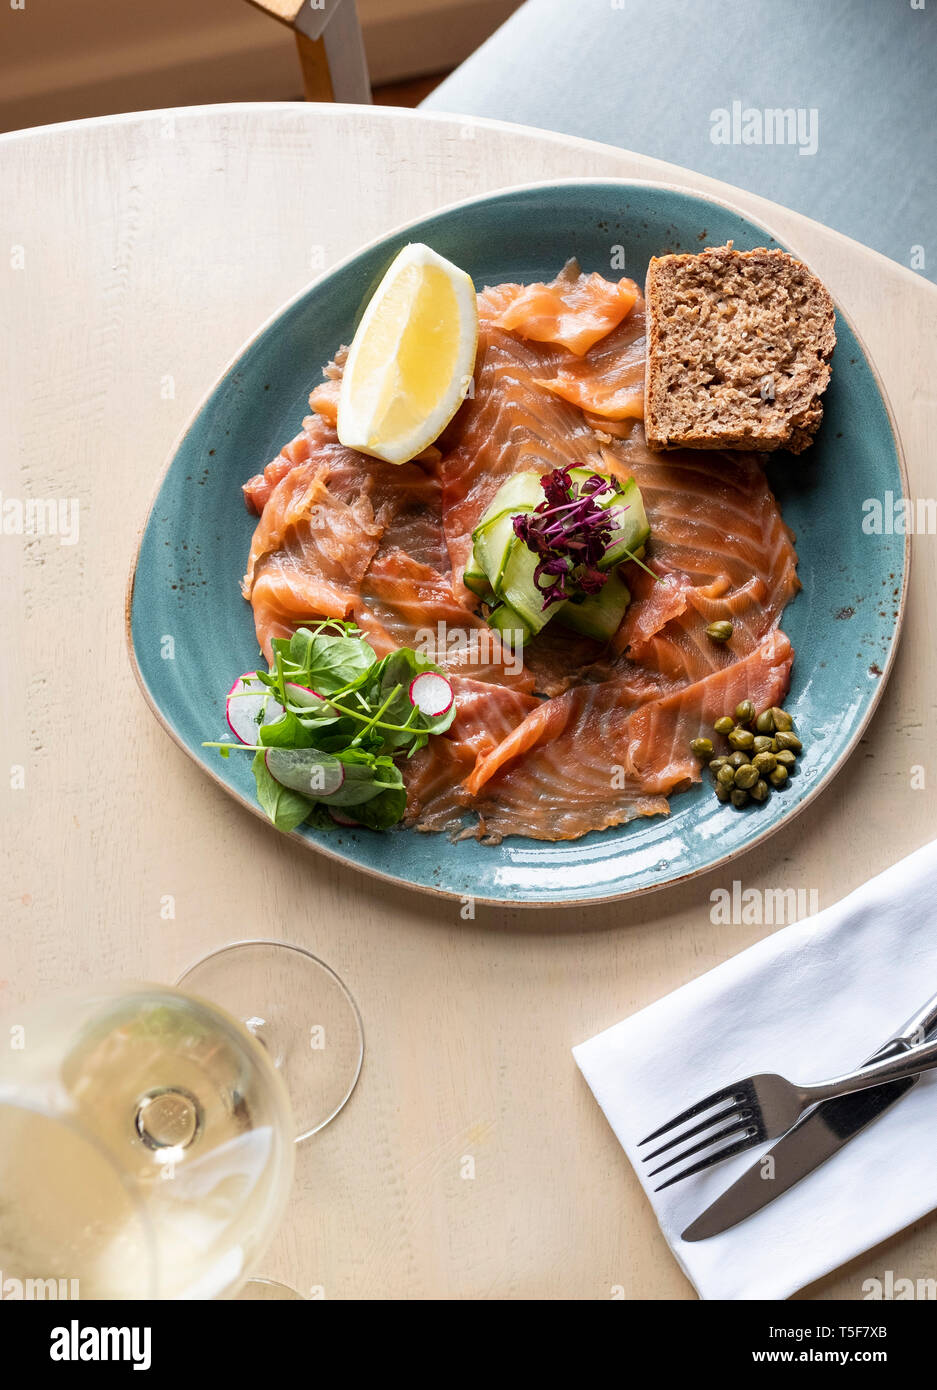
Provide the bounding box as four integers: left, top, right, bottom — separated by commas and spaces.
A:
283, 681, 326, 709
264, 747, 345, 797
409, 672, 454, 717
329, 808, 360, 827
226, 673, 283, 745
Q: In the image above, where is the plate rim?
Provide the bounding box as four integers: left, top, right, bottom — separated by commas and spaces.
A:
125, 176, 911, 908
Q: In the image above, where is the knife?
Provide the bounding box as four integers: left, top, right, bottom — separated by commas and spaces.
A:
681, 989, 937, 1242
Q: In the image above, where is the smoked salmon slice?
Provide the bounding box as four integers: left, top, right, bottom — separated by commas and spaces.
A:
243, 416, 447, 660
402, 675, 542, 834
243, 459, 383, 657
241, 261, 801, 843
355, 549, 535, 690
621, 630, 793, 795
402, 739, 475, 835
535, 294, 646, 420
445, 677, 541, 758
491, 260, 639, 355
463, 631, 792, 838
463, 676, 672, 842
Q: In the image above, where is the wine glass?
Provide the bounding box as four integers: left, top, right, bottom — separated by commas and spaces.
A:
0, 1098, 159, 1299
235, 1276, 307, 1301
0, 983, 296, 1299
176, 939, 364, 1142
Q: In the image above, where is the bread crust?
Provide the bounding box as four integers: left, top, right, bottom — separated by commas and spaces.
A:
644, 244, 836, 454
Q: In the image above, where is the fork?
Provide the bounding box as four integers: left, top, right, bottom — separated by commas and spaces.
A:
639, 1030, 937, 1190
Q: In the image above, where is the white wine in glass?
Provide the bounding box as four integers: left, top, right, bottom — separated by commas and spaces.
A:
0, 983, 296, 1299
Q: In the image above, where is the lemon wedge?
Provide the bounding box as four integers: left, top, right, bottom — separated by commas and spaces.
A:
337, 242, 479, 465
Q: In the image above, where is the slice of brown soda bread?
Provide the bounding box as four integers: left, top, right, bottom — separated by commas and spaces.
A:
644, 243, 836, 454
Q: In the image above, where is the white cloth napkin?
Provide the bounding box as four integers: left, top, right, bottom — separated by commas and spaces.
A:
573, 839, 937, 1300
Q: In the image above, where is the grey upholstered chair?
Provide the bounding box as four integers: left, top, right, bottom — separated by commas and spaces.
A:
423, 0, 936, 282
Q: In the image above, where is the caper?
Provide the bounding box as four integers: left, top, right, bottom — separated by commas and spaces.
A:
769, 738, 780, 753
752, 751, 777, 775
750, 778, 770, 803
728, 728, 755, 751
775, 748, 796, 768
752, 735, 774, 754
775, 731, 802, 753
690, 737, 714, 759
734, 699, 755, 726
770, 706, 793, 732
714, 782, 731, 803
728, 751, 750, 769
713, 716, 735, 735
769, 765, 789, 788
730, 787, 749, 808
709, 756, 728, 775
755, 710, 776, 734
734, 764, 759, 790
717, 765, 736, 788
706, 620, 734, 643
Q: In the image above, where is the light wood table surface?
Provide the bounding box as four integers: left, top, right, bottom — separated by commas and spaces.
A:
2, 103, 936, 1301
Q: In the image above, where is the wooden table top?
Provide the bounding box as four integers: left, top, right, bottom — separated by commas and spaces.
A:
2, 103, 936, 1300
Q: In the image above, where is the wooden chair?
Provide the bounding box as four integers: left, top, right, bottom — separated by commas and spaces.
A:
246, 0, 372, 103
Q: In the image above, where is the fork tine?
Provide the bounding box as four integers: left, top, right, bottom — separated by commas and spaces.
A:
646, 1116, 758, 1178
638, 1084, 741, 1147
641, 1100, 750, 1161
653, 1132, 764, 1192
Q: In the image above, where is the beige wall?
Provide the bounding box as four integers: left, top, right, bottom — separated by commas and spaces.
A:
0, 0, 519, 133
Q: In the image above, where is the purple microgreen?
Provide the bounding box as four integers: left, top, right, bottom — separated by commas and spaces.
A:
512, 467, 630, 609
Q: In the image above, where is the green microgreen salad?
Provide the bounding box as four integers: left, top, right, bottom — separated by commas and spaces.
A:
205, 621, 456, 833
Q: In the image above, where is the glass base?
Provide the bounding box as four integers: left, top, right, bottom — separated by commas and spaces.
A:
177, 941, 363, 1142
236, 1277, 306, 1301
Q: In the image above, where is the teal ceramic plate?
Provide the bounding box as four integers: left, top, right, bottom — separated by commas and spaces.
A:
128, 180, 908, 906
